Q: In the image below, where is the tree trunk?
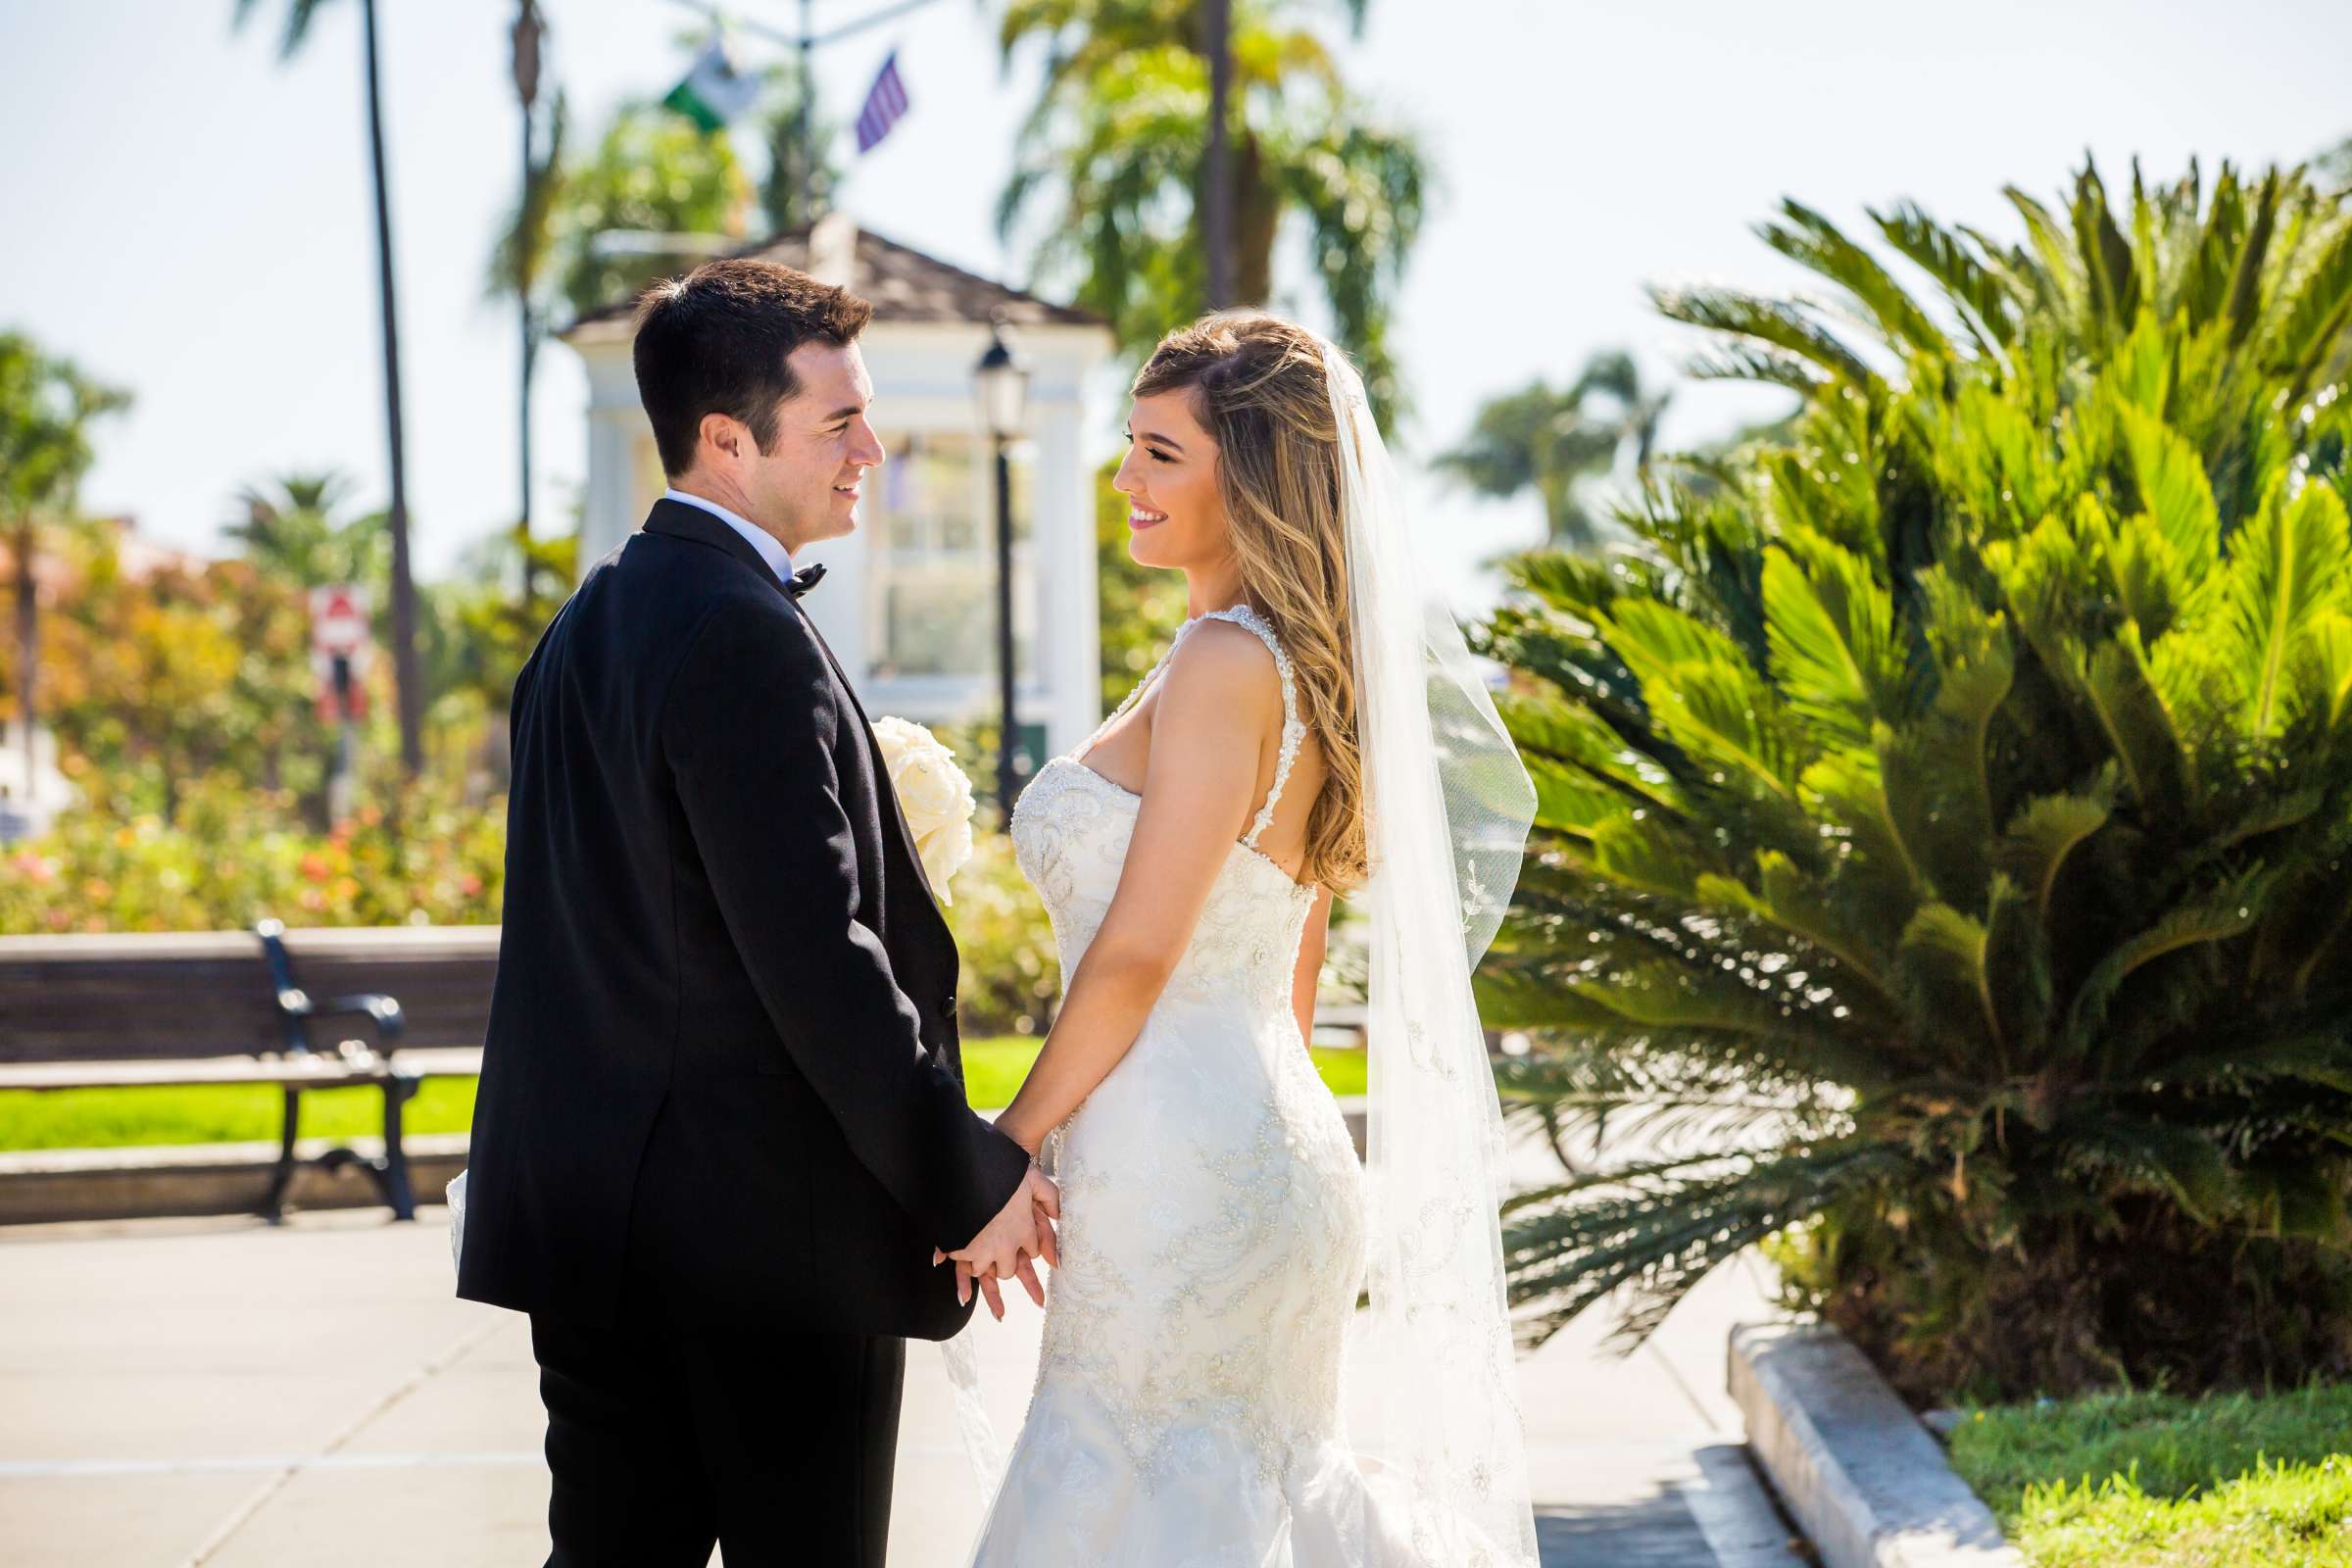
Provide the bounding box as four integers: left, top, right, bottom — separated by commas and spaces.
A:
1199, 0, 1235, 307
1234, 131, 1277, 306
12, 518, 33, 808
518, 107, 534, 548
361, 0, 423, 778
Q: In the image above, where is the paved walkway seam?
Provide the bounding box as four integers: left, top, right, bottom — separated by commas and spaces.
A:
176, 1315, 504, 1568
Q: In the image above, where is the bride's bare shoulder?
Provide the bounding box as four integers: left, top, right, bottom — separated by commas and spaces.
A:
1154, 617, 1283, 729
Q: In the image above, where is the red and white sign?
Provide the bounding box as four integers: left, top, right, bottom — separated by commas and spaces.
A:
309, 585, 371, 656
309, 585, 372, 720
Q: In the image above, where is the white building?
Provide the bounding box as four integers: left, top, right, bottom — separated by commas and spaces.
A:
0, 721, 74, 844
562, 215, 1118, 764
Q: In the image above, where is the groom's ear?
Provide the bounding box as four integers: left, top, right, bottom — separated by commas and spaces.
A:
698, 411, 750, 467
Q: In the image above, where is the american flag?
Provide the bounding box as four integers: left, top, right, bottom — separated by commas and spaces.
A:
855, 51, 909, 154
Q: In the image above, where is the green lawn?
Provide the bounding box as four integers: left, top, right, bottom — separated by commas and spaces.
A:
1946, 1386, 2352, 1567
0, 1039, 1367, 1152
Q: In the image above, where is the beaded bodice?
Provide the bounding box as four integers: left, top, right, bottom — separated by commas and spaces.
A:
1008, 604, 1319, 1009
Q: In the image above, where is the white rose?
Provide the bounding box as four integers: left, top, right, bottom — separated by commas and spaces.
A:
870, 714, 927, 762
917, 815, 975, 904
894, 747, 967, 831
870, 714, 977, 903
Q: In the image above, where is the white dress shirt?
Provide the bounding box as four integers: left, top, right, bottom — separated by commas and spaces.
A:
662, 487, 795, 583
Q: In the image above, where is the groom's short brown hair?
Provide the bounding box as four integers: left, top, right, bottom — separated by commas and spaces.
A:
631, 259, 874, 477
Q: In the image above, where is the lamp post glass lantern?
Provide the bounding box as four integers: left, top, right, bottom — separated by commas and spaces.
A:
975, 320, 1031, 815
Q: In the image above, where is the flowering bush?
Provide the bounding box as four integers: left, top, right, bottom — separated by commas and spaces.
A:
0, 772, 503, 935
941, 821, 1061, 1036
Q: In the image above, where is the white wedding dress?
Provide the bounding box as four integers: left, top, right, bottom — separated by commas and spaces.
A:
973, 603, 1454, 1566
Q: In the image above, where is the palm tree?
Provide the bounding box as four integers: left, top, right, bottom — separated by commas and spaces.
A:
758, 66, 846, 234
545, 103, 751, 321
232, 0, 423, 776
1437, 350, 1672, 551
507, 0, 549, 549
1481, 157, 2352, 1401
0, 333, 128, 809
1199, 0, 1235, 306
225, 470, 384, 590
995, 0, 1424, 424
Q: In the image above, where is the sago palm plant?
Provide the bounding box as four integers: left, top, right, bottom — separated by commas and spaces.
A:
1480, 157, 2352, 1401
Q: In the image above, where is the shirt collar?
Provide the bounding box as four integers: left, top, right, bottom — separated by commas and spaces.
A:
661, 487, 796, 583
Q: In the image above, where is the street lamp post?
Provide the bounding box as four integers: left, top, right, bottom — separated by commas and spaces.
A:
974, 317, 1030, 817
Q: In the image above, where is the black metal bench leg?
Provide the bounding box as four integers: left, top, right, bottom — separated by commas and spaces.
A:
263, 1087, 301, 1223
376, 1075, 419, 1222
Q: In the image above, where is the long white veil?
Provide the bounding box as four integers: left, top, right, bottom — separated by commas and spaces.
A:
1323, 336, 1540, 1566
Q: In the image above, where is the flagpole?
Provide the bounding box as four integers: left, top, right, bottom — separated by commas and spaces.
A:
797, 0, 813, 221
810, 0, 942, 46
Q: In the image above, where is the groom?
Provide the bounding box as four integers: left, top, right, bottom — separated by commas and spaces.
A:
458, 258, 1056, 1567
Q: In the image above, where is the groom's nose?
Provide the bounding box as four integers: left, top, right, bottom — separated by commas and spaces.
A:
849, 416, 885, 468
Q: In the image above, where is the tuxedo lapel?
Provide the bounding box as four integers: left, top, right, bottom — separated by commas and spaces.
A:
641, 500, 953, 940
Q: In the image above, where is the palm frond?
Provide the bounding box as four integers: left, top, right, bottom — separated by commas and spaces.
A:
1872, 199, 2021, 356
2218, 472, 2350, 737
1758, 199, 1953, 361
1649, 285, 1874, 385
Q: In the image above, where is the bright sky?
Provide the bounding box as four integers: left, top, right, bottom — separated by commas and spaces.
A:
4, 0, 2350, 612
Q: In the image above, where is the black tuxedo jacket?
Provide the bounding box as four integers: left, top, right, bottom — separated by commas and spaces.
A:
458, 498, 1030, 1339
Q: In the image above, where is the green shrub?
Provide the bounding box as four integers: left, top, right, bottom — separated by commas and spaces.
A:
943, 821, 1062, 1036
1483, 157, 2352, 1401
1, 772, 504, 935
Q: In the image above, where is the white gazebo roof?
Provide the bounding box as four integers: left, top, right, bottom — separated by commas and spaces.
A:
561, 215, 1105, 343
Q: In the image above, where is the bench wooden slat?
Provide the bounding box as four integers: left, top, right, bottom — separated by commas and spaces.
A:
0, 926, 500, 1063
0, 1046, 484, 1094
2, 1057, 400, 1091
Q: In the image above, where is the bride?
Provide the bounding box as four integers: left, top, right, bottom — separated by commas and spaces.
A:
959, 312, 1540, 1566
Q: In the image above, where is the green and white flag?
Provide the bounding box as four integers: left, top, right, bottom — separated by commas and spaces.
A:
662, 38, 761, 132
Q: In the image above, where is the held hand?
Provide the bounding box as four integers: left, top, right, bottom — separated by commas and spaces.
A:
941, 1165, 1060, 1319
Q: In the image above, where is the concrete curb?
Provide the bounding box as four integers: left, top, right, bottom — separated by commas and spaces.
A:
1683, 1442, 1811, 1568
1730, 1321, 2025, 1568
0, 1133, 469, 1225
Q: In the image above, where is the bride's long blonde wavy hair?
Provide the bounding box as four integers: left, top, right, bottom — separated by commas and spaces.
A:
1132, 311, 1368, 892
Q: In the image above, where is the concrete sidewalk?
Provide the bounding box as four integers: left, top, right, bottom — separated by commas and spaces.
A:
0, 1201, 1799, 1567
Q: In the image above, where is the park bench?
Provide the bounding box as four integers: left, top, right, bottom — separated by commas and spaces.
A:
0, 922, 496, 1221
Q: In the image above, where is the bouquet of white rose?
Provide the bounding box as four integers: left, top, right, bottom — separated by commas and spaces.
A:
870, 716, 978, 905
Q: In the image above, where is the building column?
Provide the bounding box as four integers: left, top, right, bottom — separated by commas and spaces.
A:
1036, 401, 1102, 757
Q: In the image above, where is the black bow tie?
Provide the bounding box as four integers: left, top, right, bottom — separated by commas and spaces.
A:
786, 563, 826, 600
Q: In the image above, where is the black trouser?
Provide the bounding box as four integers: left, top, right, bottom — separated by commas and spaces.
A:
529, 1301, 906, 1568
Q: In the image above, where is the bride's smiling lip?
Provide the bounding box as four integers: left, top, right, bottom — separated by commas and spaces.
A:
1128, 504, 1168, 530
